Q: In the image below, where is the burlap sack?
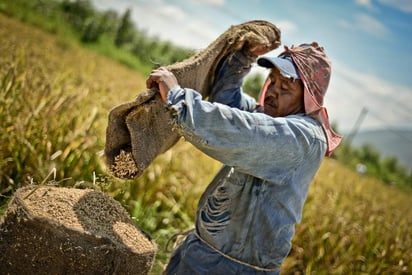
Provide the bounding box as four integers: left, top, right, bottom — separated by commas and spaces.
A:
105, 20, 281, 179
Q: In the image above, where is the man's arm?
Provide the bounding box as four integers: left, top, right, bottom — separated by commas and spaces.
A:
207, 50, 256, 111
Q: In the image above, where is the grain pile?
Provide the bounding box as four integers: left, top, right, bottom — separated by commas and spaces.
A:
0, 186, 157, 274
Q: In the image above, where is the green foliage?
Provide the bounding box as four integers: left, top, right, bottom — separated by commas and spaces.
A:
333, 142, 411, 190
243, 72, 265, 100
84, 34, 149, 73
114, 8, 135, 47
60, 0, 95, 31
0, 0, 74, 38
0, 0, 193, 72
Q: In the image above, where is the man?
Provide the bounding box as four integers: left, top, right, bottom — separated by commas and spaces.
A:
147, 42, 342, 274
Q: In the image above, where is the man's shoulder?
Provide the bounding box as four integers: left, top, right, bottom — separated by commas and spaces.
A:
286, 114, 327, 141
286, 113, 320, 126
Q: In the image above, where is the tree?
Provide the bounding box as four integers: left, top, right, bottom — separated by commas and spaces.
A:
243, 73, 264, 100
114, 8, 135, 47
60, 0, 94, 31
80, 10, 118, 43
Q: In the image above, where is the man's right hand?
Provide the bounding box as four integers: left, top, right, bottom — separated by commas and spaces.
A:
146, 67, 179, 102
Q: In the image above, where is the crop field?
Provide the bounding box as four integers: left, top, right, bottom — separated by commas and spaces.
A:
1, 14, 411, 274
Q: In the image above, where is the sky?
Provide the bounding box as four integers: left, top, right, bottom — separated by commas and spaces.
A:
91, 0, 412, 133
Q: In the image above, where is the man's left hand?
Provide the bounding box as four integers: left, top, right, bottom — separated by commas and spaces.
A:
248, 40, 281, 57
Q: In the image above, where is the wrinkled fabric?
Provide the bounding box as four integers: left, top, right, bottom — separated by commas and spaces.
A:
166, 233, 280, 274
164, 51, 327, 274
283, 42, 342, 156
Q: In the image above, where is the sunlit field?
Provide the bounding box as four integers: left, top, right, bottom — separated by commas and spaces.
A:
1, 15, 411, 274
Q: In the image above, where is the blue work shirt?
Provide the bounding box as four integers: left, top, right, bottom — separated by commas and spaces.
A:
164, 50, 327, 274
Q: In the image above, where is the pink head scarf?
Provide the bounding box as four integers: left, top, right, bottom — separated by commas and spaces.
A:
259, 42, 343, 156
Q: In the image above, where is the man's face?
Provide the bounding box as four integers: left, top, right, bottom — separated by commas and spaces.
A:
263, 68, 305, 117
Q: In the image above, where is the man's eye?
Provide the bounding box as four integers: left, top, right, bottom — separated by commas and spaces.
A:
281, 83, 290, 89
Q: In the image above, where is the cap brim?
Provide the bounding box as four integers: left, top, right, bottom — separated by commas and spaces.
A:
257, 56, 300, 79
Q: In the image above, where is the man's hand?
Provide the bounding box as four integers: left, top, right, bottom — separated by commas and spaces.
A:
146, 67, 179, 102
248, 40, 281, 57
236, 40, 281, 58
